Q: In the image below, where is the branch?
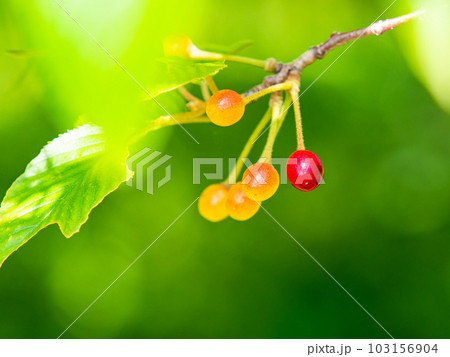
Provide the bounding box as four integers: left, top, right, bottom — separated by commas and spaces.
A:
244, 10, 424, 97
292, 11, 424, 70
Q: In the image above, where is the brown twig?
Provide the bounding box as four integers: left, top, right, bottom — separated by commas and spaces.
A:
244, 10, 424, 98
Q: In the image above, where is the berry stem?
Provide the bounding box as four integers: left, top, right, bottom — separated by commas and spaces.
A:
189, 48, 269, 70
242, 81, 294, 104
206, 76, 219, 94
200, 80, 211, 101
289, 75, 305, 150
260, 93, 293, 161
224, 107, 273, 185
178, 86, 200, 103
222, 54, 267, 69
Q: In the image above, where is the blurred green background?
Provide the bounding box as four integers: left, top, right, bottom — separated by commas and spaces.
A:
1, 0, 449, 339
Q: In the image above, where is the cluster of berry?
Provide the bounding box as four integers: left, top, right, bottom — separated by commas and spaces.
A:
199, 89, 324, 222
162, 14, 421, 222
162, 35, 324, 222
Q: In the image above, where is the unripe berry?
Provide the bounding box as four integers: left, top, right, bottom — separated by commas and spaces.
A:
226, 182, 260, 221
206, 89, 245, 127
198, 184, 229, 222
286, 150, 324, 192
242, 163, 279, 201
163, 35, 194, 58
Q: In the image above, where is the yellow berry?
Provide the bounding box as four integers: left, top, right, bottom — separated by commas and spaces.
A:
198, 184, 229, 222
226, 182, 260, 221
242, 163, 279, 201
163, 35, 193, 58
206, 89, 245, 127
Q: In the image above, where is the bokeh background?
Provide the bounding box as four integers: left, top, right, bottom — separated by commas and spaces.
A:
1, 0, 449, 339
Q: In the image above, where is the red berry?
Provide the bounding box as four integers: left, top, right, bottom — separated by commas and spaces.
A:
286, 150, 324, 192
206, 89, 245, 127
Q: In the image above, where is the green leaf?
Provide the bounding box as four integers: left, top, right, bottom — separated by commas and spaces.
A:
0, 124, 130, 267
145, 57, 226, 97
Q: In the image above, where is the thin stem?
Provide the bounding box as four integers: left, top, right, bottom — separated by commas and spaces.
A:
222, 54, 267, 69
190, 48, 269, 70
178, 87, 199, 102
289, 76, 305, 150
224, 107, 273, 185
292, 95, 305, 150
260, 94, 293, 160
243, 81, 293, 104
205, 76, 219, 94
200, 80, 211, 101
260, 95, 282, 161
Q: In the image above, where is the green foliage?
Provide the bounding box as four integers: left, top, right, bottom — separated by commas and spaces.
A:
145, 58, 226, 97
0, 74, 221, 267
0, 125, 129, 266
0, 48, 225, 265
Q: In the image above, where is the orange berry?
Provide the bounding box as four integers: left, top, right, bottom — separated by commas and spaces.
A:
242, 163, 279, 201
163, 35, 193, 58
206, 89, 245, 127
198, 184, 229, 222
226, 182, 260, 221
